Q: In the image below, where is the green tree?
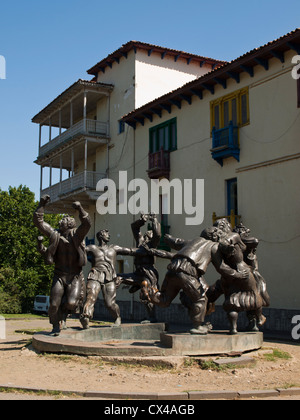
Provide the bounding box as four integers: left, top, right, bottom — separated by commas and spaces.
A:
0, 185, 61, 313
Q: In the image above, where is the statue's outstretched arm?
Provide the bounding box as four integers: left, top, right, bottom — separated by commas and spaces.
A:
33, 195, 54, 238
72, 201, 91, 241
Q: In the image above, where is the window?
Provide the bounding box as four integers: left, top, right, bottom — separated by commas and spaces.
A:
210, 87, 249, 131
226, 178, 238, 216
149, 118, 177, 153
118, 120, 125, 134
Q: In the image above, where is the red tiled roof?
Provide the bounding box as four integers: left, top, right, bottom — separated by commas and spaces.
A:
32, 79, 114, 124
87, 40, 226, 76
122, 28, 300, 128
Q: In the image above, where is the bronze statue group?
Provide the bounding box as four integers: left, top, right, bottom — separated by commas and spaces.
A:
34, 196, 270, 336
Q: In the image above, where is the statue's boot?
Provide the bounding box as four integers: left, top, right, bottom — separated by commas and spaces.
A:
50, 323, 60, 336
80, 316, 90, 330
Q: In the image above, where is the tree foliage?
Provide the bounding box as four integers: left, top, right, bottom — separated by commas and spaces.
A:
0, 186, 61, 313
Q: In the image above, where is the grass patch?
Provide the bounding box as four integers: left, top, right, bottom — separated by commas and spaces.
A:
0, 386, 79, 399
199, 360, 224, 371
263, 348, 291, 362
15, 328, 47, 335
280, 383, 300, 389
198, 358, 251, 371
0, 313, 46, 319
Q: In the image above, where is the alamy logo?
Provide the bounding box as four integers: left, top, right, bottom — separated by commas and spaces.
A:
291, 315, 300, 340
0, 55, 6, 80
0, 316, 6, 339
96, 171, 204, 226
291, 55, 300, 80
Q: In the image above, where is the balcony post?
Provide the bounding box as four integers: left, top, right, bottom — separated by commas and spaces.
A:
49, 117, 52, 142
107, 94, 110, 136
40, 166, 43, 196
59, 155, 63, 194
70, 101, 73, 127
83, 91, 87, 132
59, 109, 62, 136
39, 124, 42, 151
84, 139, 87, 187
71, 148, 74, 190
49, 162, 52, 188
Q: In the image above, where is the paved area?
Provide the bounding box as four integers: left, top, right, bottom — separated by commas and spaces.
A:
0, 317, 300, 400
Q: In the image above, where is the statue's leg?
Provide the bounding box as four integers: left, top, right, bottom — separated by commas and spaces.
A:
140, 301, 157, 324
149, 271, 181, 308
180, 277, 209, 335
48, 276, 65, 336
102, 281, 121, 326
227, 311, 239, 335
247, 308, 266, 331
63, 273, 84, 319
80, 279, 101, 329
140, 272, 159, 323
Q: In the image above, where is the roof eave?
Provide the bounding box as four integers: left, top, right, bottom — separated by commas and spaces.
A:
122, 28, 300, 127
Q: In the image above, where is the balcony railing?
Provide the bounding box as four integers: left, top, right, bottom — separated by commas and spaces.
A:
211, 121, 240, 166
41, 171, 106, 203
148, 148, 170, 179
39, 119, 109, 158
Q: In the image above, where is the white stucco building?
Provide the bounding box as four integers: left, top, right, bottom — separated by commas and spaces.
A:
32, 31, 300, 333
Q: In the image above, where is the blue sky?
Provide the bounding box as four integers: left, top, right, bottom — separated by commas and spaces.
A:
0, 0, 299, 199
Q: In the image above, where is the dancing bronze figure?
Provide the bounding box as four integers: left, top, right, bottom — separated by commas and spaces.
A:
80, 230, 136, 329
34, 195, 91, 336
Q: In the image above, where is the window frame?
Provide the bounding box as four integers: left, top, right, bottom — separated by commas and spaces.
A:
149, 118, 177, 154
210, 87, 249, 132
118, 120, 125, 134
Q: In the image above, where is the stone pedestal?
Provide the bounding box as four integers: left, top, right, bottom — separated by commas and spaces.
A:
33, 323, 263, 358
160, 331, 263, 356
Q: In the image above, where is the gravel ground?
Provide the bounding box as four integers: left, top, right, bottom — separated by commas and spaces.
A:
0, 317, 300, 400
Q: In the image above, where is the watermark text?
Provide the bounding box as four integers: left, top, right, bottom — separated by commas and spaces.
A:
0, 316, 6, 339
96, 172, 204, 226
291, 55, 300, 80
291, 315, 300, 340
0, 55, 6, 80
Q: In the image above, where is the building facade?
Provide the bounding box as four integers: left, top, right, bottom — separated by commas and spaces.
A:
33, 32, 300, 333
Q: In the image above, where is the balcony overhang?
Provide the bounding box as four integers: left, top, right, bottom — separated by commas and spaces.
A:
32, 79, 114, 128
35, 117, 109, 169
35, 134, 109, 169
122, 29, 300, 129
41, 171, 105, 214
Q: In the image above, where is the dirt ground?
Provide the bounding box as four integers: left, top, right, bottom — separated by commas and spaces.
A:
0, 317, 300, 398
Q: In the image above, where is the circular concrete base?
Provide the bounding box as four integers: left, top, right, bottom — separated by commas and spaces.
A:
32, 323, 263, 357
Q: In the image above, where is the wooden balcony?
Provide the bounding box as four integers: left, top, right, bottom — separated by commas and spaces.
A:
41, 170, 106, 213
211, 121, 240, 166
147, 148, 170, 179
37, 118, 109, 163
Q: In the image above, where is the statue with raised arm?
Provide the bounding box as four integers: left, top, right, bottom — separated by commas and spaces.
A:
80, 229, 137, 329
33, 195, 91, 336
120, 213, 162, 323
143, 232, 215, 334
144, 227, 252, 335
206, 219, 270, 334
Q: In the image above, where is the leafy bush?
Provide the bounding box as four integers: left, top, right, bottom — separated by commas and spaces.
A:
0, 186, 61, 313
